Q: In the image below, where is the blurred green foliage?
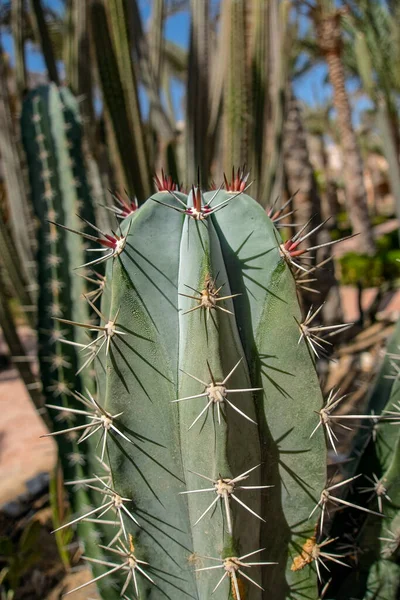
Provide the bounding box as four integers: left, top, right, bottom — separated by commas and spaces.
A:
340, 229, 400, 286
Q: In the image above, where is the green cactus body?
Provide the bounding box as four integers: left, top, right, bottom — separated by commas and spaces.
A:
211, 191, 327, 596
330, 320, 400, 600
21, 83, 95, 438
20, 84, 118, 582
73, 188, 328, 599
365, 376, 400, 599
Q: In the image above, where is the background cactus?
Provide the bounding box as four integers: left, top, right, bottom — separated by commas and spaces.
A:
19, 82, 127, 593
20, 81, 98, 498
327, 320, 400, 600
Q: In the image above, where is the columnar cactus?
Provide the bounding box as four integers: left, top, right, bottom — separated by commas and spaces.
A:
38, 171, 400, 599
20, 84, 97, 466
20, 83, 114, 564
328, 319, 400, 600
46, 179, 328, 599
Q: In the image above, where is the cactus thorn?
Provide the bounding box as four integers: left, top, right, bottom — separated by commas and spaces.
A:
384, 359, 400, 381
297, 305, 353, 359
42, 188, 55, 201
180, 464, 270, 533
268, 191, 298, 222
44, 354, 72, 371
46, 278, 64, 293
223, 166, 251, 193
47, 218, 129, 269
196, 548, 276, 597
41, 168, 53, 181
379, 528, 400, 557
154, 169, 182, 193
106, 190, 138, 219
151, 183, 245, 219
65, 475, 111, 491
359, 474, 391, 513
180, 274, 241, 317
44, 389, 134, 460
47, 254, 63, 267
54, 303, 126, 358
176, 359, 261, 428
310, 474, 384, 534
78, 272, 106, 303
382, 401, 400, 421
64, 538, 155, 597
311, 388, 381, 454
67, 452, 86, 467
47, 380, 72, 397
53, 476, 139, 539
65, 457, 111, 490
294, 257, 333, 294
279, 217, 358, 271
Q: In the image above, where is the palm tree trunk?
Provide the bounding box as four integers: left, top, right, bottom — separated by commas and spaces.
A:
316, 13, 375, 255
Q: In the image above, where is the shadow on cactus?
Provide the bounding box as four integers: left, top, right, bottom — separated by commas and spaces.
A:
37, 176, 399, 600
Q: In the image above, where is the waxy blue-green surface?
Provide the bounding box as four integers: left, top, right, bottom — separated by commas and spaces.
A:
178, 192, 262, 599
211, 191, 326, 597
93, 189, 326, 599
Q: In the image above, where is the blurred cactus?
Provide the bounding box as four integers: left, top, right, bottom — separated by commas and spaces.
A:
20, 83, 121, 581
5, 0, 293, 206
20, 83, 97, 478
0, 52, 36, 286
11, 0, 27, 98
30, 0, 59, 84
90, 0, 152, 202
328, 319, 400, 599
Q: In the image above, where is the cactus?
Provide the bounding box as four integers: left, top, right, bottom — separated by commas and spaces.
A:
0, 52, 36, 287
20, 83, 97, 411
11, 0, 27, 98
30, 0, 59, 84
20, 81, 97, 506
20, 82, 126, 588
35, 165, 400, 599
326, 319, 400, 600
89, 0, 152, 202
45, 175, 355, 600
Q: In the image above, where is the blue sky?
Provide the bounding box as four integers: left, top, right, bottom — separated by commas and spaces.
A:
0, 0, 372, 124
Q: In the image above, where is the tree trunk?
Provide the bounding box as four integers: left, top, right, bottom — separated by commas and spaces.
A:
316, 13, 375, 255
